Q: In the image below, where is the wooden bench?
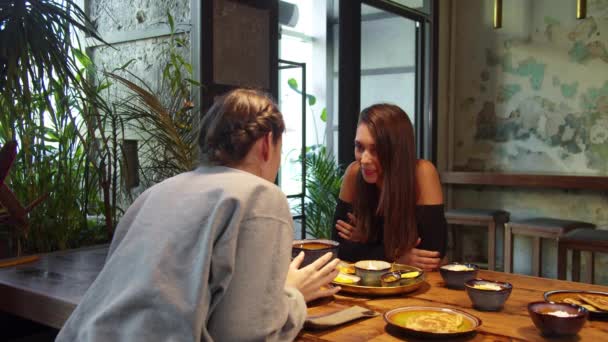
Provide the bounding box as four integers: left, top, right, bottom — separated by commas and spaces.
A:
445, 208, 509, 270
505, 218, 595, 277
558, 228, 608, 283
441, 171, 605, 279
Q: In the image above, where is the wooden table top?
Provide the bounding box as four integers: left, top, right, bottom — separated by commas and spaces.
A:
0, 244, 109, 329
1, 245, 607, 341
299, 270, 608, 341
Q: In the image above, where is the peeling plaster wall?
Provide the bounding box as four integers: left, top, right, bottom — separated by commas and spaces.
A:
86, 0, 191, 197
91, 36, 190, 92
89, 0, 190, 34
449, 0, 608, 283
454, 0, 608, 174
87, 0, 191, 89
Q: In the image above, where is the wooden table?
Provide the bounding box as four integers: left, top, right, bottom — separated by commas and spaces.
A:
1, 246, 607, 341
0, 244, 108, 329
299, 270, 608, 341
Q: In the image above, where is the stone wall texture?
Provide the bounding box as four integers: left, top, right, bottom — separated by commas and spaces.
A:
88, 0, 190, 34
88, 0, 191, 88
451, 0, 608, 284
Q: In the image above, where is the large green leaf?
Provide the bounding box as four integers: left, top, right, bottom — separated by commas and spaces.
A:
286, 77, 317, 107
73, 48, 92, 69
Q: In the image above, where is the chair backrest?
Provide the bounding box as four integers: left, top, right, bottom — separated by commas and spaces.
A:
0, 141, 28, 228
0, 140, 48, 234
0, 140, 17, 186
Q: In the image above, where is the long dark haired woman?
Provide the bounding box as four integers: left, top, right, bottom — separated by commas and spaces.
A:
331, 103, 447, 271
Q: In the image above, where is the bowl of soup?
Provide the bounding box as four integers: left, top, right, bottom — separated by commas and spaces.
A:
528, 301, 588, 336
465, 279, 512, 311
292, 239, 339, 267
439, 263, 479, 289
380, 271, 402, 287
354, 260, 392, 286
380, 269, 423, 287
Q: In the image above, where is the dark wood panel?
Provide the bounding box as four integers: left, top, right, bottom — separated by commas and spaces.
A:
441, 171, 608, 190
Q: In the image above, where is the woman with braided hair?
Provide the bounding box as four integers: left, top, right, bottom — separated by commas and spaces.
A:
57, 88, 341, 342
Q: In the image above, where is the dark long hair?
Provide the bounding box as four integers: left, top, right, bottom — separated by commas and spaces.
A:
353, 104, 417, 261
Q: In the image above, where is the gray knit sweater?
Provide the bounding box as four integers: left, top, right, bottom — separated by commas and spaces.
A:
56, 166, 307, 342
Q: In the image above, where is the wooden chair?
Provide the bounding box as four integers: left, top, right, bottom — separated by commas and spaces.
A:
505, 218, 595, 277
0, 141, 18, 226
445, 208, 510, 271
558, 228, 608, 283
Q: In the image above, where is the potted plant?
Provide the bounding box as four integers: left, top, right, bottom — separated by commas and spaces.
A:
286, 79, 343, 239
0, 0, 115, 254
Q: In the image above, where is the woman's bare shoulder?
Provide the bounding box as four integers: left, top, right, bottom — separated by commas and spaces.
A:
339, 161, 359, 202
415, 159, 439, 178
415, 160, 443, 205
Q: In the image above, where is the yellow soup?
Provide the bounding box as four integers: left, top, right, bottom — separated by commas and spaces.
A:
383, 275, 399, 282
391, 311, 473, 333
294, 242, 332, 250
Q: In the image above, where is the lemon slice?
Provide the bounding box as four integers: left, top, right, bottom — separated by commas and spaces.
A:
400, 271, 420, 279
336, 263, 355, 274
333, 273, 360, 284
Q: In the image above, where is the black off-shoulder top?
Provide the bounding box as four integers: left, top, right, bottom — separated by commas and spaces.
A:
331, 199, 447, 262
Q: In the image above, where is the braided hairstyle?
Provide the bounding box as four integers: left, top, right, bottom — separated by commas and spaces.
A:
198, 88, 285, 166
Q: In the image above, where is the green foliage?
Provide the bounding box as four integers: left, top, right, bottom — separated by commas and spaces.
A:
0, 4, 200, 255
0, 0, 103, 112
286, 78, 342, 239
287, 78, 317, 106
296, 146, 343, 239
0, 0, 118, 255
109, 13, 200, 186
0, 63, 112, 254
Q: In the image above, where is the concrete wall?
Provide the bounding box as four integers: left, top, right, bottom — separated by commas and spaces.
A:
441, 0, 608, 283
85, 0, 192, 189
87, 0, 191, 95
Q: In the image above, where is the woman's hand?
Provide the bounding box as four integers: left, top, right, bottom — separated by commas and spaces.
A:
396, 238, 442, 271
285, 251, 341, 302
335, 213, 366, 242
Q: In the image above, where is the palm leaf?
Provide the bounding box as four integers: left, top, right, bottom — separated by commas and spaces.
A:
0, 0, 105, 103
295, 147, 343, 239
106, 70, 198, 184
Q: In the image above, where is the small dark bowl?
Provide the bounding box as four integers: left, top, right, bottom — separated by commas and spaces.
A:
380, 271, 401, 287
528, 301, 588, 336
292, 239, 339, 267
354, 260, 392, 286
439, 263, 479, 289
397, 269, 424, 285
465, 278, 512, 311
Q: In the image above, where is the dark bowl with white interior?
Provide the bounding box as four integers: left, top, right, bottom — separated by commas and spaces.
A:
528, 301, 588, 337
439, 263, 479, 289
465, 278, 512, 311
